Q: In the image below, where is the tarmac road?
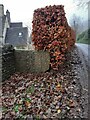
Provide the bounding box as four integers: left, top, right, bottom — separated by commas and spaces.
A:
75, 43, 90, 67
75, 43, 89, 118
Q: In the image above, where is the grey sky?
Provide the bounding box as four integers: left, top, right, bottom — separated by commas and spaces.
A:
0, 0, 88, 28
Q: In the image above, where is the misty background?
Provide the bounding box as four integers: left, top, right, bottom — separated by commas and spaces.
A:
0, 0, 90, 43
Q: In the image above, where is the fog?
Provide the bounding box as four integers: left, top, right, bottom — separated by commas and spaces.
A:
0, 0, 89, 33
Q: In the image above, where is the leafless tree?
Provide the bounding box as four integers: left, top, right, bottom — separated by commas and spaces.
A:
69, 14, 83, 35
73, 0, 89, 8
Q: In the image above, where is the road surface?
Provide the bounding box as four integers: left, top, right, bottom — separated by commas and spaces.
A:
75, 43, 90, 66
75, 43, 89, 118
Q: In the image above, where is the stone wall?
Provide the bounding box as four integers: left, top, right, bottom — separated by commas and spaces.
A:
1, 44, 16, 81
0, 46, 2, 81
15, 50, 50, 73
0, 44, 50, 81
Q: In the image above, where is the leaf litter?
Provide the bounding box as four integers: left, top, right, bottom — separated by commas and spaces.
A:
1, 46, 86, 119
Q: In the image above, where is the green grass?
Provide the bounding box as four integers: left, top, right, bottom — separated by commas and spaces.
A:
76, 29, 90, 44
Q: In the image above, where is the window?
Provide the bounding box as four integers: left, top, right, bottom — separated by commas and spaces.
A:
18, 32, 22, 37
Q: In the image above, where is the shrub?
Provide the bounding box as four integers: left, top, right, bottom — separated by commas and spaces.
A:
32, 5, 76, 70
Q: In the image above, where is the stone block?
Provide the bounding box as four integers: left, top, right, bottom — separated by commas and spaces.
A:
15, 50, 50, 73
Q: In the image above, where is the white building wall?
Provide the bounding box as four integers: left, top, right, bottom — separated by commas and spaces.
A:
3, 17, 10, 44
0, 4, 4, 17
88, 1, 90, 29
0, 37, 3, 46
0, 5, 10, 45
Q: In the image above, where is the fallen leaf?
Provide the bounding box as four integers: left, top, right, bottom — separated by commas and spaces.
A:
15, 86, 25, 93
25, 101, 31, 108
69, 100, 75, 108
26, 85, 35, 94
57, 109, 61, 113
25, 98, 31, 108
10, 111, 16, 116
14, 105, 19, 113
56, 83, 61, 91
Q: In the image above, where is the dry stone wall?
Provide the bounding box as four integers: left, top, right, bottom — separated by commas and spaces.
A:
1, 45, 16, 81
0, 47, 2, 81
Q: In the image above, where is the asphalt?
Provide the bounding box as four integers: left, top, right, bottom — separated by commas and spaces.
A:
75, 43, 89, 118
76, 43, 90, 67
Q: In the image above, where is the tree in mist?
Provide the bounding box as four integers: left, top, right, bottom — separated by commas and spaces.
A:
73, 0, 89, 8
69, 14, 83, 36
